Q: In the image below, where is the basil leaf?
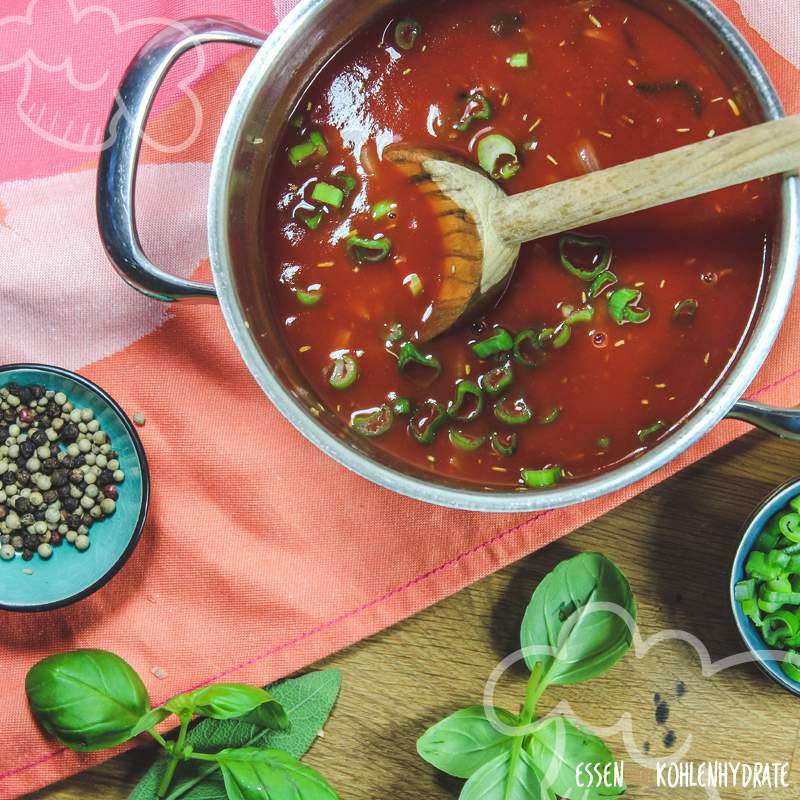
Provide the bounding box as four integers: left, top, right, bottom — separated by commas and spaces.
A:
25, 649, 152, 752
215, 748, 338, 800
460, 749, 552, 800
417, 706, 518, 779
164, 684, 288, 727
520, 553, 636, 686
528, 716, 624, 800
129, 670, 341, 800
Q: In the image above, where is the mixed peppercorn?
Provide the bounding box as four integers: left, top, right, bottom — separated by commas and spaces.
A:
0, 382, 125, 562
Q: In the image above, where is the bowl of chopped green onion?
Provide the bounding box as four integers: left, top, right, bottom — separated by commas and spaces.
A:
731, 478, 800, 695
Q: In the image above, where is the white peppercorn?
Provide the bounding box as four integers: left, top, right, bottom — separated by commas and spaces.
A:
37, 542, 53, 559
75, 534, 90, 551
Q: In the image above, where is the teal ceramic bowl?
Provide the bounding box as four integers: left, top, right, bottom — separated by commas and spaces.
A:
0, 364, 149, 611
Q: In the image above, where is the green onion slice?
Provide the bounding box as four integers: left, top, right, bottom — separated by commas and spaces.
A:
521, 466, 564, 488
449, 428, 487, 452
494, 397, 533, 425
508, 52, 529, 68
409, 400, 447, 445
383, 322, 405, 347
311, 182, 345, 209
762, 611, 800, 646
563, 306, 595, 326
673, 299, 699, 323
300, 210, 324, 231
513, 329, 547, 368
455, 92, 493, 132
539, 407, 562, 425
392, 397, 412, 416
559, 234, 612, 281
638, 420, 667, 443
779, 512, 800, 543
472, 328, 514, 360
346, 234, 392, 263
394, 18, 421, 50
734, 579, 756, 602
326, 354, 359, 389
289, 131, 329, 166
372, 199, 397, 220
295, 286, 323, 306
490, 431, 518, 457
398, 342, 442, 385
782, 651, 800, 682
597, 435, 611, 450
447, 380, 485, 423
351, 405, 394, 437
481, 361, 514, 396
588, 271, 618, 299
477, 134, 520, 181
538, 322, 571, 350
608, 288, 651, 325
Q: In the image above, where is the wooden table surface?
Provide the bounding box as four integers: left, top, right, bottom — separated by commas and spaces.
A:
24, 429, 800, 800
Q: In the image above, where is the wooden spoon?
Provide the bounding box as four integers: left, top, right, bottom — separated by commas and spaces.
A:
385, 115, 800, 341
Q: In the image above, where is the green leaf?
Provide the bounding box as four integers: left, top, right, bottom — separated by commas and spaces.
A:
417, 706, 519, 779
25, 649, 152, 752
528, 716, 625, 800
460, 750, 551, 800
164, 685, 288, 728
131, 707, 173, 738
129, 670, 341, 800
216, 748, 338, 800
520, 553, 636, 686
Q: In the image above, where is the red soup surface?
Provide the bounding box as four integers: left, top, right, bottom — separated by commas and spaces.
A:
262, 0, 775, 489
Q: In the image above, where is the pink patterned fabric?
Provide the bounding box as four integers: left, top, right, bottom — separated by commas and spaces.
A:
0, 1, 797, 796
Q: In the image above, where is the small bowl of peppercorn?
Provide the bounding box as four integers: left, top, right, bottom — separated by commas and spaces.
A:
0, 364, 149, 611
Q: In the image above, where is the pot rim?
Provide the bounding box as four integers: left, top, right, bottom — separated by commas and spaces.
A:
208, 0, 800, 512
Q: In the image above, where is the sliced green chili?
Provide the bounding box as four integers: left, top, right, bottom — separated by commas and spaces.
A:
409, 400, 447, 445
508, 52, 529, 68
404, 273, 424, 296
300, 210, 324, 231
588, 271, 618, 299
336, 172, 358, 197
481, 361, 514, 396
288, 131, 329, 166
383, 322, 405, 346
538, 322, 571, 350
609, 288, 651, 325
782, 651, 800, 683
779, 512, 800, 543
447, 380, 485, 423
295, 286, 323, 306
513, 329, 547, 368
559, 234, 612, 281
351, 404, 394, 437
597, 435, 611, 450
326, 354, 359, 389
490, 431, 518, 457
635, 79, 703, 117
346, 234, 392, 263
477, 134, 520, 180
762, 611, 800, 646
673, 299, 699, 323
539, 407, 562, 425
290, 113, 304, 129
521, 466, 564, 488
372, 199, 397, 220
311, 182, 345, 209
455, 91, 493, 132
398, 342, 442, 384
638, 420, 667, 443
473, 328, 514, 360
494, 397, 533, 425
449, 428, 487, 452
394, 18, 421, 50
564, 306, 595, 326
734, 579, 756, 602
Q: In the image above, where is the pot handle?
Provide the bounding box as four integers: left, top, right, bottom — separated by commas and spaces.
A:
727, 400, 800, 442
97, 17, 265, 302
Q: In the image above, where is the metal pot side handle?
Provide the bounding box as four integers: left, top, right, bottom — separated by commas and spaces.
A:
96, 17, 265, 303
728, 400, 800, 441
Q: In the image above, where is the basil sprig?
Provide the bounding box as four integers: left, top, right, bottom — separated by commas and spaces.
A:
25, 649, 340, 800
418, 553, 636, 800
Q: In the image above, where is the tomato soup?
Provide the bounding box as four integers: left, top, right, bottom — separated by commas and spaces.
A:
262, 0, 774, 489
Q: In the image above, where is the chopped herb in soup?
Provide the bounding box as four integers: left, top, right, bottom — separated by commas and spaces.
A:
263, 0, 775, 488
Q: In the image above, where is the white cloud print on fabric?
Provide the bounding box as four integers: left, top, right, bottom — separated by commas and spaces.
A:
736, 0, 800, 68
0, 0, 206, 153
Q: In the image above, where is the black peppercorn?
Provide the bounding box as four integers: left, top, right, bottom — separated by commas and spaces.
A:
21, 549, 34, 561
51, 469, 67, 488
41, 457, 58, 475
98, 469, 115, 486
14, 497, 31, 515
57, 485, 70, 499
30, 430, 47, 447
3, 408, 16, 422
68, 468, 84, 485
30, 384, 45, 400
16, 470, 31, 487
66, 513, 83, 528
43, 490, 58, 505
19, 441, 35, 459
23, 534, 38, 550
61, 455, 76, 469
61, 423, 79, 442
1, 471, 16, 486
18, 386, 33, 405
63, 497, 79, 512
25, 513, 39, 525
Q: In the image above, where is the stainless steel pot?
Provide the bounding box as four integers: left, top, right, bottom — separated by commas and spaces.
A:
97, 1, 800, 512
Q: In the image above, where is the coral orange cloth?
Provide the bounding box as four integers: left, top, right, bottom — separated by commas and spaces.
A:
0, 1, 798, 796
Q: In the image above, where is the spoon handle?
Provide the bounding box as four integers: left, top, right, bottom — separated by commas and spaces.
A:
493, 115, 800, 244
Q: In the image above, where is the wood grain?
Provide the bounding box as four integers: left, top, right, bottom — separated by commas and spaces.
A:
494, 115, 800, 243
23, 429, 800, 800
